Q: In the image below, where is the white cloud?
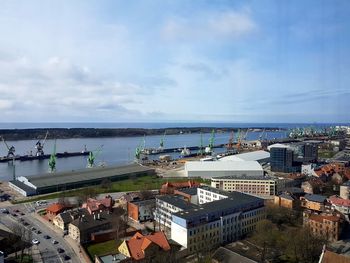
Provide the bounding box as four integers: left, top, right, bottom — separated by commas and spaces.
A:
161, 10, 256, 41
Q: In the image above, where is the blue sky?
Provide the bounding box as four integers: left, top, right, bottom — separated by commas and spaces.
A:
0, 0, 349, 123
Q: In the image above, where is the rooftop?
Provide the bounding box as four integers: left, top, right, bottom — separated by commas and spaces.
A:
185, 161, 263, 172
70, 209, 113, 230
212, 175, 273, 180
320, 250, 350, 263
46, 203, 69, 214
175, 190, 263, 220
219, 150, 270, 162
21, 164, 153, 188
174, 187, 199, 196
156, 195, 197, 210
304, 194, 327, 203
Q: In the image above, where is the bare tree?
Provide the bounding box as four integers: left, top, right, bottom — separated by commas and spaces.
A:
139, 190, 154, 200
9, 223, 32, 263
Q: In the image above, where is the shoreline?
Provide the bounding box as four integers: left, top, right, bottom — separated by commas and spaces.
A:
0, 127, 283, 141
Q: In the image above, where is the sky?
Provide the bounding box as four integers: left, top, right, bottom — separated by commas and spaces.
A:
0, 0, 349, 123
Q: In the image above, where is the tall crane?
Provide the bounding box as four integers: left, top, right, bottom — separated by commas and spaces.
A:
87, 145, 103, 168
227, 131, 234, 150
48, 140, 57, 173
243, 129, 249, 140
159, 132, 166, 149
198, 132, 204, 156
35, 131, 49, 156
1, 136, 15, 158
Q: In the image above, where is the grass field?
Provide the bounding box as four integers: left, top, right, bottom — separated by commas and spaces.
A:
12, 175, 209, 204
85, 240, 121, 259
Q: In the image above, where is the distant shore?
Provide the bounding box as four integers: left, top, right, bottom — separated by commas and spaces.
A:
0, 127, 283, 141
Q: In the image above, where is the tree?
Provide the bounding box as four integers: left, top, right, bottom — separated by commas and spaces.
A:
9, 223, 32, 263
139, 190, 154, 200
250, 220, 281, 262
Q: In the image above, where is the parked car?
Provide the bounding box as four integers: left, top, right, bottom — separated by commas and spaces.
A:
52, 239, 58, 244
63, 255, 70, 261
0, 208, 9, 214
23, 222, 29, 226
32, 239, 40, 245
43, 235, 51, 239
35, 230, 41, 234
31, 227, 36, 231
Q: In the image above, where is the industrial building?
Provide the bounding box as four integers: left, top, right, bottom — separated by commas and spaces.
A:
185, 161, 264, 179
9, 164, 155, 196
218, 150, 270, 163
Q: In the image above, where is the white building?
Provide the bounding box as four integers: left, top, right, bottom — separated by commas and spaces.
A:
171, 186, 265, 253
154, 195, 197, 229
185, 161, 264, 179
218, 150, 270, 163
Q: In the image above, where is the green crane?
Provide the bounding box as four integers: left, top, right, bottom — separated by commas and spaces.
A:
135, 146, 141, 160
208, 129, 215, 151
87, 145, 103, 168
160, 132, 166, 148
198, 132, 204, 156
48, 140, 57, 173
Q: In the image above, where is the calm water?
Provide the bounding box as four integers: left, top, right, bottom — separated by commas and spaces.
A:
0, 122, 345, 181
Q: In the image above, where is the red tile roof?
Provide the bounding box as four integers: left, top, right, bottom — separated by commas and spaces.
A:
82, 196, 113, 214
126, 231, 170, 260
46, 203, 66, 214
321, 250, 350, 263
329, 196, 350, 207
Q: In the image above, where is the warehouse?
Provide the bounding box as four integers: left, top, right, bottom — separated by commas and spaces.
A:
9, 164, 155, 196
185, 161, 264, 179
218, 150, 270, 163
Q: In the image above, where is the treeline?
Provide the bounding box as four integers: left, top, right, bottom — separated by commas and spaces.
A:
0, 127, 281, 141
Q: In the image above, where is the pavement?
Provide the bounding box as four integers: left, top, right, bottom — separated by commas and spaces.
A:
0, 202, 82, 263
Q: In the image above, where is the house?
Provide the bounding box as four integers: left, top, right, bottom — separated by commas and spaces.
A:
301, 178, 324, 194
82, 195, 114, 215
46, 203, 72, 220
300, 194, 327, 212
328, 195, 350, 221
160, 180, 201, 195
68, 209, 113, 243
303, 211, 343, 242
332, 173, 344, 184
118, 231, 170, 261
53, 211, 76, 231
274, 194, 299, 209
127, 199, 155, 222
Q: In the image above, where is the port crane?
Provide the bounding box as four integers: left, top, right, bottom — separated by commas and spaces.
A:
48, 140, 57, 173
1, 136, 16, 158
87, 145, 103, 168
205, 130, 215, 153
35, 131, 49, 156
159, 132, 166, 149
198, 132, 204, 156
227, 131, 234, 150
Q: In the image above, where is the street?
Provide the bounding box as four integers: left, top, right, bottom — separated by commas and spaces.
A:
0, 202, 81, 263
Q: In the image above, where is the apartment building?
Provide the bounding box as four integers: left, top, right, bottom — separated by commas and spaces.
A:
303, 211, 343, 242
211, 176, 276, 198
154, 195, 197, 229
171, 186, 265, 253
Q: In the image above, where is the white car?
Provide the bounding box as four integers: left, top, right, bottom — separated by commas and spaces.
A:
32, 239, 40, 245
52, 239, 58, 244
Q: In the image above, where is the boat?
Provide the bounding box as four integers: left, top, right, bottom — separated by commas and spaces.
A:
0, 151, 90, 163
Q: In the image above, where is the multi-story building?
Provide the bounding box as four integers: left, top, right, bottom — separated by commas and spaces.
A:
211, 175, 276, 199
127, 199, 155, 222
300, 194, 327, 212
269, 142, 318, 173
170, 186, 265, 253
328, 195, 350, 221
303, 211, 343, 242
154, 195, 197, 229
68, 209, 113, 243
274, 194, 299, 209
340, 181, 350, 200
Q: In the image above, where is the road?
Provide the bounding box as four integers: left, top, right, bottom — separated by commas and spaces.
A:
0, 202, 80, 263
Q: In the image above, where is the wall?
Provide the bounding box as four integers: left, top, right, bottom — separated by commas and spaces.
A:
127, 202, 139, 221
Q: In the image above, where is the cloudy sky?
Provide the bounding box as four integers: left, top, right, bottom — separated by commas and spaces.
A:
0, 0, 349, 123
